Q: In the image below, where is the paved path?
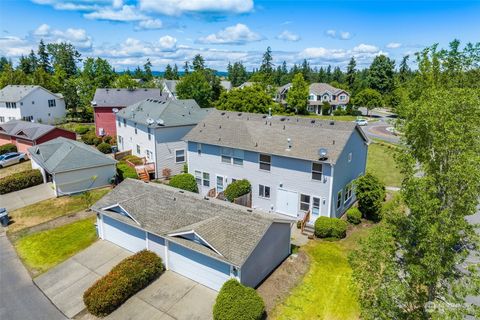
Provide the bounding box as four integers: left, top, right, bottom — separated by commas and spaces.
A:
0, 183, 55, 211
0, 231, 66, 320
358, 107, 401, 144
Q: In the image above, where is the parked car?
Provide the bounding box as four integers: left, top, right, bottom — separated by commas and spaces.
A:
355, 118, 368, 126
0, 208, 9, 227
0, 152, 28, 168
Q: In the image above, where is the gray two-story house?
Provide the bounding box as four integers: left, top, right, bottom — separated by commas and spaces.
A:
184, 110, 368, 223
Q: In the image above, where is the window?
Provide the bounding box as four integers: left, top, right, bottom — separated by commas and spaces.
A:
136, 145, 140, 154
22, 116, 33, 122
300, 194, 310, 211
194, 171, 210, 187
20, 102, 23, 106
312, 197, 320, 216
147, 128, 152, 141
309, 94, 315, 100
123, 119, 126, 127
340, 95, 346, 101
312, 162, 323, 180
348, 152, 352, 163
118, 119, 121, 127
221, 147, 243, 165
344, 184, 353, 203
32, 101, 34, 104
48, 99, 56, 107
337, 190, 342, 209
8, 117, 15, 121
195, 170, 202, 185
202, 172, 210, 187
307, 105, 314, 112
118, 135, 122, 144
259, 154, 271, 171
175, 149, 185, 163
134, 123, 137, 134
332, 95, 337, 100
0, 116, 4, 123
146, 150, 153, 160
259, 185, 271, 198
197, 143, 202, 155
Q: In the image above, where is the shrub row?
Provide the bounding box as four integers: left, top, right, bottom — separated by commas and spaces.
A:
213, 279, 265, 320
346, 207, 362, 225
83, 250, 164, 317
81, 130, 115, 147
224, 179, 251, 202
75, 125, 91, 135
0, 169, 43, 194
169, 173, 198, 193
314, 216, 348, 239
0, 143, 17, 155
116, 161, 138, 181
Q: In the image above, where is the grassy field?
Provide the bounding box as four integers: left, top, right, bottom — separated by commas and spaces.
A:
270, 226, 373, 320
367, 142, 403, 187
0, 160, 31, 179
14, 217, 97, 275
8, 187, 110, 233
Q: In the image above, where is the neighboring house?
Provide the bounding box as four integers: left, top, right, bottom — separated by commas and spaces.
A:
93, 179, 293, 291
160, 80, 178, 100
0, 85, 66, 124
28, 137, 117, 196
237, 81, 254, 89
116, 99, 211, 179
0, 120, 76, 154
184, 110, 368, 223
220, 80, 232, 91
276, 83, 350, 113
92, 88, 167, 137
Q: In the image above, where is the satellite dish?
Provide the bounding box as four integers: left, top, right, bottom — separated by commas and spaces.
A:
112, 108, 119, 113
318, 148, 328, 159
156, 118, 164, 126
146, 118, 154, 125
91, 101, 97, 106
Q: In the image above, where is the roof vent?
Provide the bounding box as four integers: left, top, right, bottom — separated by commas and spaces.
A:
287, 138, 292, 150
311, 120, 315, 124
112, 108, 119, 113
221, 112, 226, 115
237, 113, 242, 116
318, 148, 328, 160
146, 118, 154, 125
333, 140, 335, 145
156, 118, 164, 126
262, 115, 267, 119
91, 100, 97, 106
330, 121, 335, 125
280, 117, 286, 121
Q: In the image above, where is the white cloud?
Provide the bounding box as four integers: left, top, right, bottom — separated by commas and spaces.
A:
32, 24, 93, 49
139, 0, 253, 16
135, 19, 163, 30
0, 36, 32, 57
353, 43, 379, 53
325, 29, 336, 38
197, 23, 262, 45
277, 30, 300, 42
386, 42, 402, 49
325, 29, 353, 40
84, 5, 147, 21
158, 35, 177, 50
339, 31, 352, 40
299, 44, 385, 66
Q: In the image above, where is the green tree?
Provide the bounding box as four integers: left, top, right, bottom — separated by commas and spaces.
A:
398, 55, 412, 83
143, 58, 153, 81
286, 73, 309, 114
346, 57, 357, 90
176, 70, 213, 108
227, 62, 248, 87
215, 84, 280, 114
172, 64, 179, 80
354, 173, 386, 221
114, 74, 138, 89
353, 88, 383, 114
164, 64, 174, 80
47, 42, 81, 77
37, 39, 52, 73
192, 54, 205, 72
260, 46, 274, 74
368, 55, 396, 94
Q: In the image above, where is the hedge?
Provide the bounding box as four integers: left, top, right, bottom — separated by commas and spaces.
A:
122, 155, 143, 165
0, 169, 43, 194
0, 143, 17, 155
83, 250, 163, 316
81, 131, 102, 146
224, 179, 251, 202
314, 216, 348, 239
355, 173, 386, 221
117, 161, 138, 181
346, 207, 362, 225
97, 142, 112, 154
169, 173, 198, 193
213, 279, 265, 320
75, 125, 91, 135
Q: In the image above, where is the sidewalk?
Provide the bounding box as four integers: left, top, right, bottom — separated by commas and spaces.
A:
0, 183, 55, 211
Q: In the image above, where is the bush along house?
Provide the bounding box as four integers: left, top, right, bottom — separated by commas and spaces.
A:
184, 110, 369, 224
115, 98, 211, 180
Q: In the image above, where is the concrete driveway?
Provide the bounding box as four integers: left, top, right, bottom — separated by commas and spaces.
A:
0, 182, 55, 211
34, 241, 131, 318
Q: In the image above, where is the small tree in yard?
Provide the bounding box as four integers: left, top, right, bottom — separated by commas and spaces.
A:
224, 179, 251, 202
82, 191, 94, 211
169, 173, 198, 193
321, 101, 331, 115
355, 173, 386, 221
286, 72, 309, 114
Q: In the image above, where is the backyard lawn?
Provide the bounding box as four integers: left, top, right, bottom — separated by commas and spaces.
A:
270, 226, 372, 320
367, 142, 403, 187
0, 160, 31, 179
14, 217, 98, 275
7, 187, 110, 233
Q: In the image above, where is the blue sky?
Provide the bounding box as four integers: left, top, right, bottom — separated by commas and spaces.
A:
0, 0, 479, 71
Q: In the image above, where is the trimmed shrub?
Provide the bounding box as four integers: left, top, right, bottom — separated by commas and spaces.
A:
213, 279, 265, 320
103, 135, 113, 144
224, 179, 251, 202
122, 155, 143, 165
117, 161, 138, 181
83, 250, 163, 317
333, 109, 347, 116
82, 131, 102, 146
314, 217, 348, 239
346, 207, 362, 225
97, 142, 112, 154
0, 143, 17, 155
75, 125, 91, 135
169, 173, 198, 193
355, 173, 386, 221
0, 169, 43, 194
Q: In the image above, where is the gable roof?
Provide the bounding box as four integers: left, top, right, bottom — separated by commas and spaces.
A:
309, 83, 347, 96
92, 179, 292, 267
220, 80, 232, 91
0, 120, 64, 141
28, 137, 117, 173
0, 85, 62, 102
92, 88, 166, 107
184, 110, 368, 164
116, 99, 212, 127
161, 80, 178, 94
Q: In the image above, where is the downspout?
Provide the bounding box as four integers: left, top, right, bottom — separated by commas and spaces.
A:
164, 239, 169, 270
327, 164, 334, 218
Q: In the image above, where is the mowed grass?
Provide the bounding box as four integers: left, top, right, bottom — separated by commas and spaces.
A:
271, 226, 372, 320
0, 160, 31, 179
8, 187, 110, 233
367, 142, 403, 187
14, 217, 98, 275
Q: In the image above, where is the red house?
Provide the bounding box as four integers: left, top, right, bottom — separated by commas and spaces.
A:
0, 120, 76, 154
92, 88, 167, 137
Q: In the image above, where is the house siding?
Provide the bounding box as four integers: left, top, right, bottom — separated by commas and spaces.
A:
53, 164, 116, 196
94, 106, 125, 137
35, 128, 76, 145
154, 125, 193, 178
116, 118, 157, 163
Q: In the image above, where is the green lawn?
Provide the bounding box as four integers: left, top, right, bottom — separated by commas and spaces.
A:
271, 226, 372, 320
56, 122, 94, 132
0, 160, 31, 179
8, 187, 110, 233
367, 142, 403, 187
14, 217, 98, 275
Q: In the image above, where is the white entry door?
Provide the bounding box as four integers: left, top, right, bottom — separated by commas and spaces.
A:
276, 188, 299, 218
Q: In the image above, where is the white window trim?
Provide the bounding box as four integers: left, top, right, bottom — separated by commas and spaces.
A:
259, 153, 271, 172
300, 194, 311, 212
348, 152, 352, 163
258, 184, 271, 199
174, 149, 186, 163
311, 162, 323, 181
336, 190, 343, 209
344, 183, 353, 204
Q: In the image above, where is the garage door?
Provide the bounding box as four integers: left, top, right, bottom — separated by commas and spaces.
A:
276, 188, 299, 217
102, 215, 146, 252
168, 242, 231, 291
147, 233, 166, 262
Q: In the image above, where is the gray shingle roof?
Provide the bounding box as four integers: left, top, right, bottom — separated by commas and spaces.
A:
92, 88, 166, 107
161, 80, 178, 94
0, 85, 61, 102
116, 99, 212, 127
92, 179, 292, 266
28, 137, 117, 173
220, 80, 232, 91
184, 110, 368, 164
309, 83, 345, 95
0, 120, 60, 141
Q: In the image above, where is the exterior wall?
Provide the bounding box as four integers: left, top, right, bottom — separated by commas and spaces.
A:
17, 88, 66, 124
102, 215, 146, 252
94, 106, 125, 137
0, 102, 21, 122
30, 157, 47, 183
147, 233, 166, 262
35, 128, 77, 145
240, 222, 291, 288
116, 117, 157, 164
188, 142, 334, 220
331, 130, 368, 217
53, 164, 116, 196
154, 125, 194, 178
0, 133, 11, 145
15, 138, 33, 154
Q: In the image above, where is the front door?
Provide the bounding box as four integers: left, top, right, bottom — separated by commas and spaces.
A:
216, 175, 225, 194
310, 197, 321, 223
276, 188, 299, 218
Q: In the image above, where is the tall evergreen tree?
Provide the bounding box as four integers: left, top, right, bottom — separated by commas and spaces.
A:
164, 64, 174, 80
172, 64, 179, 80
367, 55, 396, 94
192, 54, 205, 72
143, 58, 153, 81
398, 55, 411, 83
286, 72, 309, 114
47, 42, 81, 77
260, 46, 274, 74
37, 39, 51, 73
346, 57, 357, 90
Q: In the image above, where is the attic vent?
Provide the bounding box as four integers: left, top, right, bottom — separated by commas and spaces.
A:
280, 117, 286, 121
238, 113, 242, 116
221, 112, 226, 115
333, 140, 336, 145
311, 120, 315, 124
330, 121, 335, 125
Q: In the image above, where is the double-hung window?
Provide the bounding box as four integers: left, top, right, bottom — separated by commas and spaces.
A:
259, 185, 271, 198
202, 172, 210, 187
123, 119, 126, 127
195, 171, 202, 185
337, 190, 342, 209
175, 149, 185, 163
134, 123, 137, 134
312, 163, 323, 181
344, 184, 353, 203
136, 145, 140, 154
0, 116, 4, 123
197, 143, 202, 155
300, 194, 310, 211
259, 154, 271, 171
194, 171, 210, 187
147, 128, 152, 141
48, 99, 56, 107
221, 148, 243, 165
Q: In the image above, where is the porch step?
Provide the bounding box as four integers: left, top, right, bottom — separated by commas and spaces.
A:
138, 172, 149, 182
303, 224, 315, 235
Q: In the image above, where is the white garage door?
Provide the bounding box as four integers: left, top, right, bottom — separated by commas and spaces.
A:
102, 215, 146, 252
147, 233, 166, 262
168, 242, 231, 291
276, 188, 299, 218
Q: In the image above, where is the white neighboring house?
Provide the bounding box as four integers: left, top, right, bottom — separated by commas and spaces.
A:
116, 98, 211, 178
0, 85, 66, 124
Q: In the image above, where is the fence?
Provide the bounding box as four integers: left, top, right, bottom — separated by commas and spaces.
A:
114, 150, 132, 160
234, 192, 252, 208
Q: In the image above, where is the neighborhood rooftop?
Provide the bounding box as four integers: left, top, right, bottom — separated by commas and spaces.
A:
92, 88, 166, 107
0, 85, 61, 102
0, 120, 64, 141
28, 137, 117, 173
92, 179, 291, 267
184, 109, 368, 164
116, 99, 211, 127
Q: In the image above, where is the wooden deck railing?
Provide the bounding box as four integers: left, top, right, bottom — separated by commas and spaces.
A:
301, 210, 311, 235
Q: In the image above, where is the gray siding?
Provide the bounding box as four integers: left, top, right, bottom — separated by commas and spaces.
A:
54, 164, 116, 196
240, 222, 291, 288
154, 125, 194, 178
